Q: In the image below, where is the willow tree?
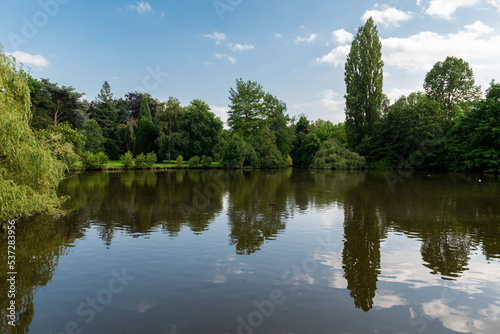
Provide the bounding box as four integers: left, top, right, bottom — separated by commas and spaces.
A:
344, 17, 384, 150
0, 49, 65, 221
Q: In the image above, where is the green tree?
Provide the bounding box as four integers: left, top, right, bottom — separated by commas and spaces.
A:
264, 93, 294, 156
444, 81, 500, 172
117, 118, 138, 154
344, 17, 384, 150
90, 81, 128, 159
221, 134, 259, 168
380, 92, 443, 169
84, 119, 106, 153
251, 127, 286, 168
155, 97, 188, 161
312, 139, 366, 169
294, 133, 321, 167
228, 79, 265, 138
31, 78, 88, 129
424, 56, 482, 119
184, 99, 223, 159
0, 50, 65, 220
135, 95, 157, 155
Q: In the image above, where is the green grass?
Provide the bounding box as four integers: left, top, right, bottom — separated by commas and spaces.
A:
71, 160, 224, 170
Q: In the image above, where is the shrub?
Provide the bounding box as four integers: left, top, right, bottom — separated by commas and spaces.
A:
311, 139, 366, 169
146, 152, 157, 168
120, 151, 134, 169
188, 155, 201, 167
135, 153, 147, 169
82, 151, 109, 170
176, 155, 184, 167
201, 155, 213, 167
284, 155, 293, 167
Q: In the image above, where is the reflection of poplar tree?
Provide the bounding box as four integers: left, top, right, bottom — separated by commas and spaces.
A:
342, 190, 382, 312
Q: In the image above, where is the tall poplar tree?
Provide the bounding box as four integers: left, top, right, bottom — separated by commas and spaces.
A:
344, 17, 384, 150
135, 95, 157, 155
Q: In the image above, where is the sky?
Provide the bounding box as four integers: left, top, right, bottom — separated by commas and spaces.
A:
1, 0, 500, 125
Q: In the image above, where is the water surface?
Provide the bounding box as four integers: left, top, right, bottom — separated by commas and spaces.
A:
1, 169, 499, 334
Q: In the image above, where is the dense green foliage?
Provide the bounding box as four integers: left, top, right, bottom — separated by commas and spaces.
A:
344, 17, 384, 150
312, 139, 366, 169
155, 97, 188, 161
82, 151, 109, 170
135, 95, 157, 155
0, 51, 65, 220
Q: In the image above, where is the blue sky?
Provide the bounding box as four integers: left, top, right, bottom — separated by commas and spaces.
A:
1, 0, 500, 125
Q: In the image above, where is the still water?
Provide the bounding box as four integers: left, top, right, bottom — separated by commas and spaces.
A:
1, 169, 500, 334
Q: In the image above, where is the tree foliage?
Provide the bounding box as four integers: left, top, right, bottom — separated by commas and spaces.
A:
444, 81, 500, 172
228, 79, 266, 138
344, 17, 384, 149
184, 99, 223, 159
312, 139, 366, 169
424, 56, 482, 118
0, 51, 65, 220
135, 95, 157, 155
154, 97, 187, 161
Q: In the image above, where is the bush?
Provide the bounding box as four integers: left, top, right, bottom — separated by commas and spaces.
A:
120, 151, 134, 169
311, 139, 366, 169
82, 151, 109, 170
284, 155, 293, 167
201, 155, 213, 167
135, 153, 147, 169
188, 155, 201, 167
176, 155, 184, 167
146, 152, 157, 167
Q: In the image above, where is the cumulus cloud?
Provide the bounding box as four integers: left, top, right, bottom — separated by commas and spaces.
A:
210, 105, 229, 126
6, 51, 49, 69
229, 43, 255, 52
214, 53, 236, 64
331, 29, 353, 44
314, 45, 351, 68
295, 34, 317, 44
425, 0, 480, 20
127, 2, 154, 15
362, 4, 412, 27
203, 32, 226, 45
381, 21, 499, 72
488, 0, 500, 11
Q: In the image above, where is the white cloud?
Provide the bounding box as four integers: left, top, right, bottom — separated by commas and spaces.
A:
214, 53, 236, 64
295, 34, 317, 44
425, 0, 480, 20
362, 4, 412, 27
488, 0, 500, 11
331, 29, 353, 44
314, 45, 351, 68
229, 43, 255, 52
318, 89, 344, 111
381, 21, 500, 72
291, 90, 345, 124
274, 33, 283, 38
127, 2, 154, 15
210, 105, 228, 127
6, 51, 49, 69
386, 87, 422, 102
203, 32, 226, 45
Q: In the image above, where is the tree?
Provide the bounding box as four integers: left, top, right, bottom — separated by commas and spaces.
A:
264, 93, 294, 156
250, 127, 286, 168
424, 56, 482, 119
228, 79, 266, 138
344, 17, 384, 150
184, 99, 223, 159
0, 50, 65, 220
290, 115, 310, 164
154, 97, 188, 161
135, 95, 157, 155
125, 91, 160, 119
220, 134, 258, 168
444, 81, 500, 172
117, 118, 138, 154
294, 133, 321, 167
380, 92, 443, 169
84, 119, 106, 154
312, 139, 366, 169
32, 78, 88, 129
90, 81, 128, 159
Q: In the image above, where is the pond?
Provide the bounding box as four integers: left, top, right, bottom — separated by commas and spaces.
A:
1, 169, 500, 334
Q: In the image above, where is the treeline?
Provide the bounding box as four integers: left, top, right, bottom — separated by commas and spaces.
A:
21, 71, 363, 170
339, 17, 500, 173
